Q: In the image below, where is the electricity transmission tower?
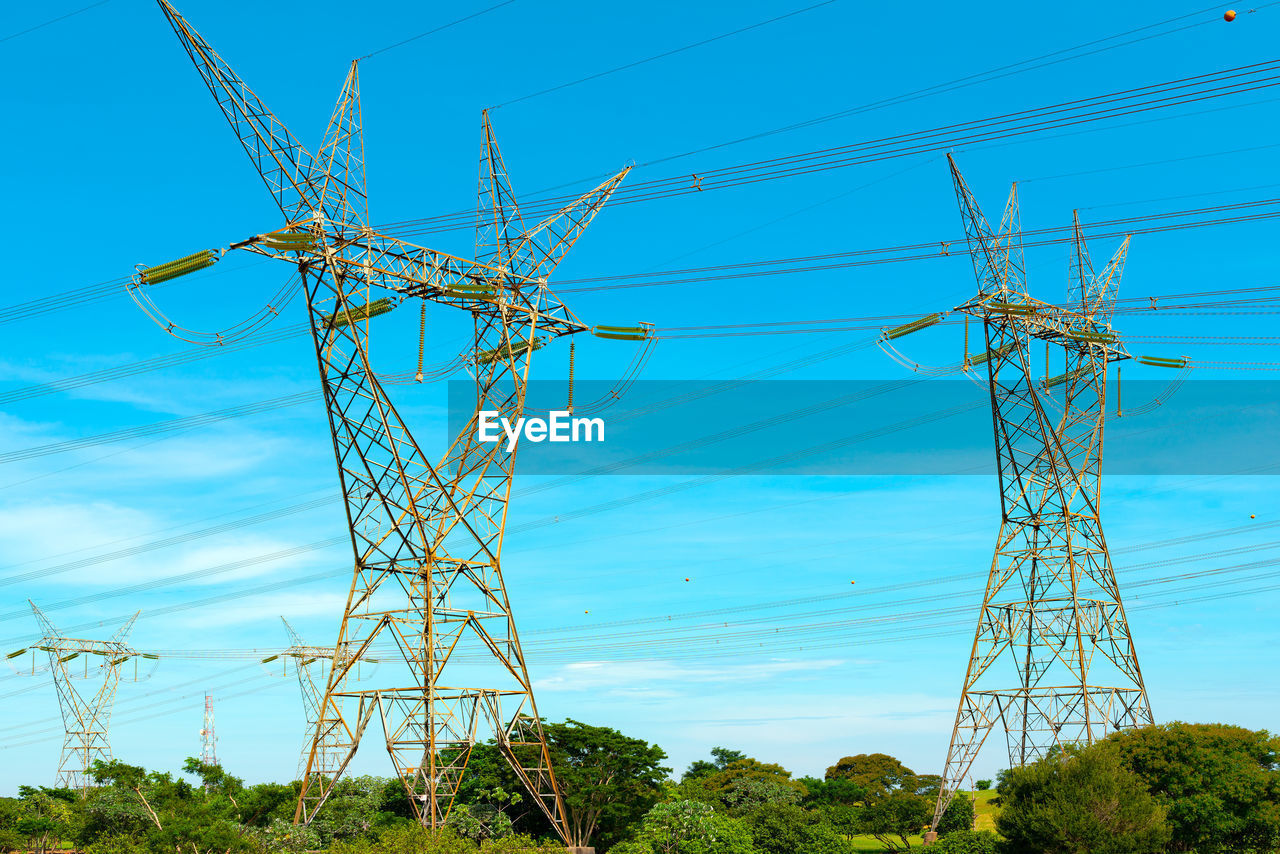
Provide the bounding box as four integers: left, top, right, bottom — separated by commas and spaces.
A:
264, 618, 371, 780
888, 156, 1153, 833
9, 603, 147, 791
140, 2, 632, 838
200, 694, 218, 767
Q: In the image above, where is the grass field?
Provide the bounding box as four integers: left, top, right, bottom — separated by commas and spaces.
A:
846, 790, 1000, 851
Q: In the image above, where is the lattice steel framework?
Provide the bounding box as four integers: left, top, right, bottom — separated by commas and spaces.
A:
929, 155, 1152, 830
14, 603, 145, 791
200, 694, 218, 767
268, 618, 373, 780
144, 2, 629, 840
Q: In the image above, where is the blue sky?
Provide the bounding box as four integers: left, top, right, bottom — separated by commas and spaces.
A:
1, 0, 1278, 793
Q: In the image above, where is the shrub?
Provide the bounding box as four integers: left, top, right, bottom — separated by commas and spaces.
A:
327, 824, 472, 854
1107, 722, 1280, 854
242, 817, 320, 854
82, 832, 148, 854
995, 746, 1170, 854
746, 803, 852, 854
930, 829, 999, 853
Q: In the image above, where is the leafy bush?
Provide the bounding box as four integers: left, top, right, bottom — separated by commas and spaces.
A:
936, 792, 975, 835
720, 776, 802, 815
327, 824, 469, 854
242, 817, 320, 854
1107, 722, 1280, 854
746, 803, 852, 854
930, 829, 999, 853
974, 780, 992, 791
478, 833, 564, 853
995, 746, 1170, 854
635, 800, 714, 854
83, 832, 148, 854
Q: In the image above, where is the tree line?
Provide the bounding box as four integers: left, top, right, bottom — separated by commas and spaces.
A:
0, 720, 1276, 853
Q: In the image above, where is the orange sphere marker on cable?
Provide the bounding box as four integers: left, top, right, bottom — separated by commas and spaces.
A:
1224, 9, 1237, 21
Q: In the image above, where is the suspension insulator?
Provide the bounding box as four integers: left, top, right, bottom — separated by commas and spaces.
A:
592, 324, 651, 341
442, 283, 498, 301
883, 313, 942, 340
477, 337, 545, 365
260, 654, 280, 663
141, 653, 160, 660
986, 301, 1036, 316
6, 648, 27, 659
1045, 367, 1092, 389
262, 230, 316, 252
322, 297, 395, 329
59, 652, 80, 663
1138, 355, 1188, 368
968, 343, 1016, 366
1068, 329, 1115, 344
140, 249, 220, 284
300, 657, 318, 666
108, 656, 131, 666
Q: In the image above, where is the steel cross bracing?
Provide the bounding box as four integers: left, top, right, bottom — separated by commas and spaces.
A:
272, 618, 375, 780
20, 602, 143, 792
149, 1, 629, 839
928, 155, 1152, 831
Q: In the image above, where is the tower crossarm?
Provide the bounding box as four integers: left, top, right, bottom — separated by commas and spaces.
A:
230, 227, 588, 339
955, 294, 1132, 362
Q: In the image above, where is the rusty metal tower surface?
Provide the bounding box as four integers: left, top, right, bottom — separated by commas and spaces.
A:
141, 2, 630, 839
928, 155, 1153, 830
10, 603, 147, 792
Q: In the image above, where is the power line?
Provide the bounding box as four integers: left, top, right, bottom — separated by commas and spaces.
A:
357, 0, 521, 60
0, 0, 111, 43
492, 0, 841, 108
384, 58, 1280, 237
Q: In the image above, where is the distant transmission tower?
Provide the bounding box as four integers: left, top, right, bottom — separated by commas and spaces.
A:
131, 2, 640, 839
263, 618, 371, 780
882, 156, 1158, 835
199, 694, 218, 768
8, 603, 148, 791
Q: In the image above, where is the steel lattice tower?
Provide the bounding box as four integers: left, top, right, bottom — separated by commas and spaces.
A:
12, 603, 145, 792
142, 2, 630, 839
199, 694, 218, 767
928, 155, 1153, 830
267, 618, 366, 780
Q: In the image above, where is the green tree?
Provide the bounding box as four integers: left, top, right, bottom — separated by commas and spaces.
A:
745, 803, 851, 854
1106, 721, 1280, 853
936, 793, 975, 836
14, 786, 75, 854
995, 746, 1170, 854
799, 776, 868, 806
310, 775, 402, 842
720, 776, 802, 815
861, 790, 930, 851
825, 753, 916, 796
0, 797, 25, 853
636, 800, 715, 854
681, 748, 746, 782
974, 780, 992, 791
543, 719, 670, 849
